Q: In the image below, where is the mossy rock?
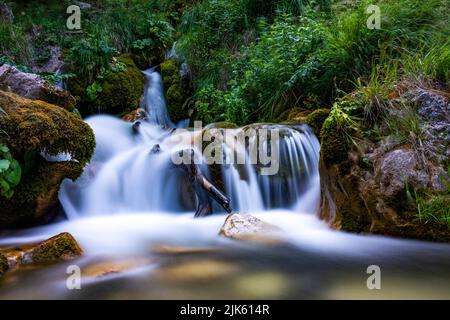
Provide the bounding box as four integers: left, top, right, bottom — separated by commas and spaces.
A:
304, 108, 330, 136
0, 253, 8, 276
206, 122, 238, 129
93, 54, 145, 115
0, 91, 95, 228
22, 232, 83, 264
320, 120, 350, 167
160, 58, 191, 123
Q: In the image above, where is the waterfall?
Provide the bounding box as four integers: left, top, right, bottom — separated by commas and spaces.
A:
140, 68, 174, 127
59, 117, 320, 217
219, 125, 320, 213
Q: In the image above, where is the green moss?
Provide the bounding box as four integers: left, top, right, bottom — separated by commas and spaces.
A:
304, 108, 330, 136
161, 58, 179, 87
0, 91, 95, 227
320, 121, 350, 167
26, 232, 83, 263
0, 91, 95, 165
93, 54, 145, 115
160, 58, 191, 123
207, 122, 238, 129
320, 104, 359, 167
0, 253, 8, 276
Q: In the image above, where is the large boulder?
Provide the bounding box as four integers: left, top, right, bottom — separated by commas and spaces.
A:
0, 64, 76, 111
91, 54, 145, 115
319, 88, 450, 242
0, 91, 95, 228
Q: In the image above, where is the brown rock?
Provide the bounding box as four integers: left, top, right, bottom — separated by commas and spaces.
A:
1, 232, 82, 267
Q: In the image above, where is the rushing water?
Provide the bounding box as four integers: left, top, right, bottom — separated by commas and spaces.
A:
0, 67, 449, 300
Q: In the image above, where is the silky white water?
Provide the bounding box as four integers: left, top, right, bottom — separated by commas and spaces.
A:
0, 67, 449, 299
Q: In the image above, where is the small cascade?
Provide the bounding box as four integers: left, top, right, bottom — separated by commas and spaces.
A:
54, 67, 67, 90
140, 68, 174, 127
219, 124, 320, 212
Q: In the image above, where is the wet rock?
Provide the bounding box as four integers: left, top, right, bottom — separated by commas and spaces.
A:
2, 233, 82, 267
0, 64, 76, 111
219, 213, 281, 242
0, 91, 95, 228
22, 232, 82, 264
122, 108, 148, 122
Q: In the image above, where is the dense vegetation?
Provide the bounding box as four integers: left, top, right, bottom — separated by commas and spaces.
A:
177, 0, 448, 124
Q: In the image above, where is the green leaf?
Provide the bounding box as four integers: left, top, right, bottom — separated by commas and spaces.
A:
5, 159, 21, 186
0, 159, 11, 172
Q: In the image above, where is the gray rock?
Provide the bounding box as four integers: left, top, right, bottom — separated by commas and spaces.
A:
413, 88, 449, 124
375, 148, 428, 198
0, 64, 76, 111
219, 213, 281, 242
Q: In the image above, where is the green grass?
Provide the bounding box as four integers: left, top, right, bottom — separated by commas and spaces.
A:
0, 22, 33, 66
416, 192, 450, 225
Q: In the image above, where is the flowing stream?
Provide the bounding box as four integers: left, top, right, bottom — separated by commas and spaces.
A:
0, 68, 449, 299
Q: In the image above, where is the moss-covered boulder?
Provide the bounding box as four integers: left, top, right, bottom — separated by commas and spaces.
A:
0, 91, 95, 228
304, 108, 330, 136
92, 54, 145, 115
160, 58, 192, 123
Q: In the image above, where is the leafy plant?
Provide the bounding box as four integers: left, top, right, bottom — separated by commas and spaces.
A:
87, 82, 103, 102
0, 144, 21, 199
